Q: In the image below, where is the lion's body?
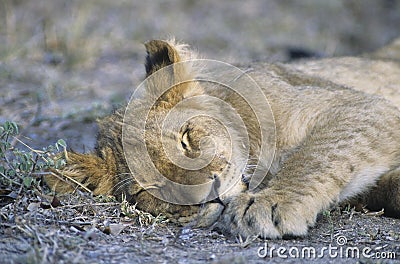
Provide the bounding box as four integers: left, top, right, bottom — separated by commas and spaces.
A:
46, 38, 400, 238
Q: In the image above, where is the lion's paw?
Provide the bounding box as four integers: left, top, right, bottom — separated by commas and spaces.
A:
222, 191, 316, 239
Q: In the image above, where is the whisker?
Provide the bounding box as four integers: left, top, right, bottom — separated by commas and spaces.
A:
112, 176, 132, 189
116, 121, 143, 131
111, 174, 135, 195
111, 181, 135, 199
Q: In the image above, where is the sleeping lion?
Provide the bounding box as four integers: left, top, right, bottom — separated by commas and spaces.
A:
46, 38, 400, 239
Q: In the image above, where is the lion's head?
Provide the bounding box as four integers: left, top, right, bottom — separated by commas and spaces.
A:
121, 40, 260, 226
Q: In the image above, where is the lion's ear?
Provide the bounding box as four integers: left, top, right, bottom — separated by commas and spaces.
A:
143, 39, 203, 107
144, 40, 181, 77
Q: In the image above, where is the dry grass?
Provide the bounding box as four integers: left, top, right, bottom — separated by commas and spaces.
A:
0, 185, 175, 263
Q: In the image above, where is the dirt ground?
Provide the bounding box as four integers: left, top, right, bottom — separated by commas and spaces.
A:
1, 0, 400, 263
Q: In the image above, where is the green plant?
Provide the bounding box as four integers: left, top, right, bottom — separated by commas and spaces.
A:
0, 120, 67, 190
322, 209, 335, 237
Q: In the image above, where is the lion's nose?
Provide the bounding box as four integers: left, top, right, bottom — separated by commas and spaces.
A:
204, 173, 221, 202
210, 196, 225, 206
241, 173, 250, 187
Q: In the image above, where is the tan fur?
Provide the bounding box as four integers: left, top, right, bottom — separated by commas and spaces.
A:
46, 38, 400, 238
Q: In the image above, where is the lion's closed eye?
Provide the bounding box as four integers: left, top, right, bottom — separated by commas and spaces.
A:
181, 128, 191, 151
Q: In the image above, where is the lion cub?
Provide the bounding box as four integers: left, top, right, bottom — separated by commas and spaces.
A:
46, 38, 400, 239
